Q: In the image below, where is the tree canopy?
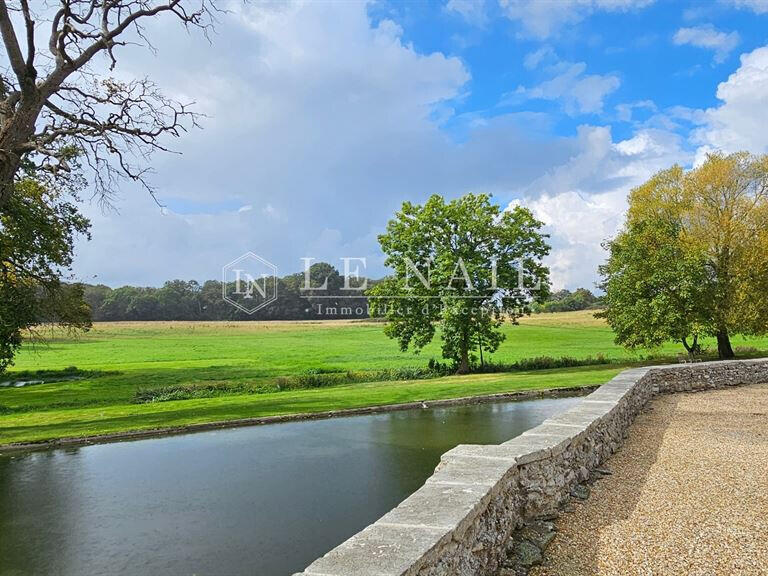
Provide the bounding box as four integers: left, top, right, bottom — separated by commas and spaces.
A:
368, 193, 550, 373
73, 263, 376, 322
0, 178, 91, 371
599, 152, 768, 359
532, 288, 601, 313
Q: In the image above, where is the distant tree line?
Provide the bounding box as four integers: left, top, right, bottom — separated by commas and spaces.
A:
531, 288, 602, 313
78, 263, 376, 322
51, 270, 602, 323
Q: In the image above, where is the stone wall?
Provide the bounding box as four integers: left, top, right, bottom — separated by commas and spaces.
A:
294, 359, 768, 576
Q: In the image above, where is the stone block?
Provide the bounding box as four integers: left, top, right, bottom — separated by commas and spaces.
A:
441, 443, 525, 463
428, 454, 516, 488
379, 483, 490, 531
302, 523, 447, 576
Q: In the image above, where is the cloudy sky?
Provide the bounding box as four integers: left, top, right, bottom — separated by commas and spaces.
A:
72, 0, 768, 289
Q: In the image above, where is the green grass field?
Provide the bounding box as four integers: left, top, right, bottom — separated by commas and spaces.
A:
2, 311, 767, 446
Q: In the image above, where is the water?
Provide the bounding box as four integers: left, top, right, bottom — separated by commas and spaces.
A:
0, 396, 581, 576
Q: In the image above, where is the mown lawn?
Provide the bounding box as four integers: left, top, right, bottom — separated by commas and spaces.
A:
2, 311, 767, 445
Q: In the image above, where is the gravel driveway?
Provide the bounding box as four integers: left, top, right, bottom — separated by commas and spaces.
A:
531, 382, 768, 576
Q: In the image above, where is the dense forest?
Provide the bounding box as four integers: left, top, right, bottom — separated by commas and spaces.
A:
78, 263, 374, 321
44, 263, 601, 322
530, 288, 602, 313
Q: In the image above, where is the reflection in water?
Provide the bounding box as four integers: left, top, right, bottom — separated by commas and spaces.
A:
0, 396, 580, 576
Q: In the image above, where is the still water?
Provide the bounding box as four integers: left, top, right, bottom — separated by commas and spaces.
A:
0, 396, 581, 576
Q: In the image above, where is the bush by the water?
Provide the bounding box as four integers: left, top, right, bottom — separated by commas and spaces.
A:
133, 366, 442, 403
477, 354, 612, 372
132, 355, 617, 404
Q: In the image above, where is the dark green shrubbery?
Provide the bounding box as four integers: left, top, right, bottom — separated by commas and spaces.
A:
0, 366, 118, 386
134, 366, 446, 403
132, 354, 618, 404
478, 354, 612, 372
133, 381, 257, 403
532, 288, 602, 313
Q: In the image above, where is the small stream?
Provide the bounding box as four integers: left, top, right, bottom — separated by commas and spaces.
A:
0, 395, 581, 576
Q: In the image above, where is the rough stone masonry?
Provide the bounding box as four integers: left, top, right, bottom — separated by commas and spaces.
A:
294, 359, 768, 576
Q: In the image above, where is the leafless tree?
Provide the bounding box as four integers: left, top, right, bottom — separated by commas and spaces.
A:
0, 0, 216, 209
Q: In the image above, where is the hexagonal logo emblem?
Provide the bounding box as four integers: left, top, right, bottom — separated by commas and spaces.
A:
222, 252, 278, 314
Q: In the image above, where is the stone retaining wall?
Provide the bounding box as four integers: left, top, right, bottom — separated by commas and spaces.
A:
295, 359, 768, 576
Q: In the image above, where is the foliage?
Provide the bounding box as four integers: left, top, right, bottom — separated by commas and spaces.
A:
532, 288, 601, 313
72, 263, 376, 321
0, 179, 91, 372
599, 152, 768, 359
478, 354, 612, 372
368, 193, 551, 373
133, 366, 448, 403
130, 355, 623, 404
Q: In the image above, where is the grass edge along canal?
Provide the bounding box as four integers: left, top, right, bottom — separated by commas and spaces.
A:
0, 365, 623, 447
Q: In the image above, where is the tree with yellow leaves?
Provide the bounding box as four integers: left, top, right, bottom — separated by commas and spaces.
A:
599, 152, 768, 359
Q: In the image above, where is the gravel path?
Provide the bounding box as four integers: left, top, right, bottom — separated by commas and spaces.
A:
531, 383, 768, 576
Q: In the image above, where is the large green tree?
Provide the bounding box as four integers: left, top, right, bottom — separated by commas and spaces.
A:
368, 193, 550, 373
0, 178, 91, 372
599, 152, 768, 359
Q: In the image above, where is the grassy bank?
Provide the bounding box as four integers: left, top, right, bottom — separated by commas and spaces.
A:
2, 311, 767, 446
0, 365, 622, 445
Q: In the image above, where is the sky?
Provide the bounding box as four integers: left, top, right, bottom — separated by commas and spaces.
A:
70, 0, 768, 290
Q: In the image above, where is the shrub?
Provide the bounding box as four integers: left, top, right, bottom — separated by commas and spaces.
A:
133, 381, 256, 403
478, 354, 612, 373
132, 355, 621, 404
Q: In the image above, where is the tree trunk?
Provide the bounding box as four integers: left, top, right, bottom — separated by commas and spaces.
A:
478, 335, 484, 369
716, 329, 735, 360
0, 157, 18, 210
457, 339, 470, 374
0, 91, 47, 210
682, 334, 699, 358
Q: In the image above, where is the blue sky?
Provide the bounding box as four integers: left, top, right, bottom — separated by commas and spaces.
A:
71, 0, 768, 290
376, 0, 765, 140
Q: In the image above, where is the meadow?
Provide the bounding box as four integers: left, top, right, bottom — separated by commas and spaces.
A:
2, 311, 767, 445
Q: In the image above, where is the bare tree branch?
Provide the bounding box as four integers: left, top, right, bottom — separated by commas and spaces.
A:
0, 1, 28, 89
0, 0, 218, 210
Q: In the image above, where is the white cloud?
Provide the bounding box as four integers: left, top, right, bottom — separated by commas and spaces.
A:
694, 45, 768, 153
74, 1, 765, 294
527, 190, 626, 289
510, 62, 620, 115
499, 0, 654, 39
723, 0, 768, 13
523, 45, 556, 70
73, 1, 584, 285
445, 0, 488, 26
673, 25, 740, 64
517, 126, 691, 289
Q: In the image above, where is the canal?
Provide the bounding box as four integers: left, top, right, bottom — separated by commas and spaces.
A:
0, 395, 581, 576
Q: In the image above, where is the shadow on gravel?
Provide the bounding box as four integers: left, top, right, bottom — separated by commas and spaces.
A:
531, 395, 679, 576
